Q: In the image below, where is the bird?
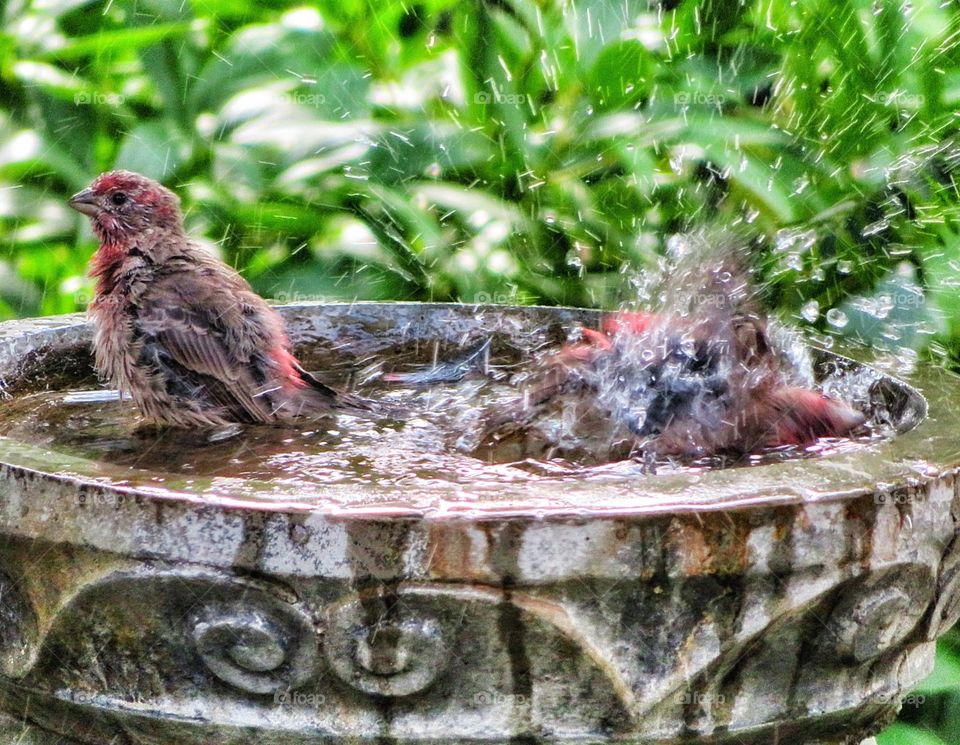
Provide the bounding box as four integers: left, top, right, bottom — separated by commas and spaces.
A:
68, 170, 369, 429
569, 309, 867, 458
456, 241, 866, 463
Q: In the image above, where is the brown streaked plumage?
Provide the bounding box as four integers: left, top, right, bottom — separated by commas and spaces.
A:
69, 170, 368, 428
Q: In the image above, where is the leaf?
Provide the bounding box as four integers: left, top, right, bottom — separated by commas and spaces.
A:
187, 18, 357, 118
922, 227, 960, 339
589, 40, 656, 111
12, 61, 87, 101
229, 114, 380, 167
36, 22, 193, 61
0, 131, 89, 188
580, 113, 685, 146
0, 261, 42, 317
227, 201, 330, 236
365, 122, 494, 186
350, 182, 441, 283
113, 121, 191, 180
413, 182, 527, 228
459, 2, 530, 182
260, 259, 416, 303
699, 144, 796, 223
876, 722, 948, 745
139, 39, 199, 133
560, 0, 649, 65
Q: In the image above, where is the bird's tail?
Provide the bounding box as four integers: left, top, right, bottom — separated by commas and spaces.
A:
766, 386, 867, 446
294, 364, 376, 413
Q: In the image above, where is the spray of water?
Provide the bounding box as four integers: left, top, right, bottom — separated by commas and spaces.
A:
468, 232, 867, 465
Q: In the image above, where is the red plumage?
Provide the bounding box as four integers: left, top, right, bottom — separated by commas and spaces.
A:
69, 170, 367, 428
469, 249, 866, 462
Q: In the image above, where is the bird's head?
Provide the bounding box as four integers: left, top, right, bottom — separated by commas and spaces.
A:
69, 170, 183, 245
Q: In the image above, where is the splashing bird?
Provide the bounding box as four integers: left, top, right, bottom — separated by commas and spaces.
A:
467, 240, 866, 462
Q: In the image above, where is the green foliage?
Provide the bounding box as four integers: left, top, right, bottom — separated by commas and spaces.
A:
1, 0, 956, 333
877, 628, 960, 744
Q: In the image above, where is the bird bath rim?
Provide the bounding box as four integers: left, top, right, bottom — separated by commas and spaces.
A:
0, 302, 949, 523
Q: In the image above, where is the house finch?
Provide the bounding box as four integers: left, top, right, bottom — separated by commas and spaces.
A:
392, 242, 866, 463
536, 308, 867, 458
69, 170, 368, 428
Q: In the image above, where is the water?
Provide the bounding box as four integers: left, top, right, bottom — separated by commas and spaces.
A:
0, 335, 892, 503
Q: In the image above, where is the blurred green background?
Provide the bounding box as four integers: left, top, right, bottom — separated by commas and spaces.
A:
1, 0, 960, 741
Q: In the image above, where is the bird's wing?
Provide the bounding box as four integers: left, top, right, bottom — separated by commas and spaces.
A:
134, 267, 276, 423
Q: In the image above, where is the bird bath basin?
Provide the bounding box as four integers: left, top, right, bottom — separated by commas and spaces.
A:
0, 302, 958, 745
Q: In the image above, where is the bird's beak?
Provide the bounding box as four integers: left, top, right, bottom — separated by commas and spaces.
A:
68, 188, 100, 217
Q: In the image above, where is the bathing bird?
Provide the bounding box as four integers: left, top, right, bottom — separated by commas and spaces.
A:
519, 307, 868, 458
69, 170, 368, 428
390, 240, 866, 462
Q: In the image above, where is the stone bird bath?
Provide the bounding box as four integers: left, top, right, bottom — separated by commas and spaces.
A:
0, 302, 959, 745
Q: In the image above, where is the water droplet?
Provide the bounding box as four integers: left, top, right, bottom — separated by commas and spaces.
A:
826, 308, 848, 328
666, 234, 691, 257
881, 324, 902, 341
862, 218, 890, 237
801, 300, 820, 323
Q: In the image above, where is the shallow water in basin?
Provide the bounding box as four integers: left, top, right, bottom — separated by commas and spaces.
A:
0, 351, 889, 502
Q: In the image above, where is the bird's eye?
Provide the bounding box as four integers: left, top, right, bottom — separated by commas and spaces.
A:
111, 192, 128, 206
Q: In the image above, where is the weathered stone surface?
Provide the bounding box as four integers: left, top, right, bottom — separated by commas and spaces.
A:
0, 303, 957, 745
0, 712, 82, 744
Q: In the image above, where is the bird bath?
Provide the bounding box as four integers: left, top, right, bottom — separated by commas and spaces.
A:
0, 302, 958, 745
